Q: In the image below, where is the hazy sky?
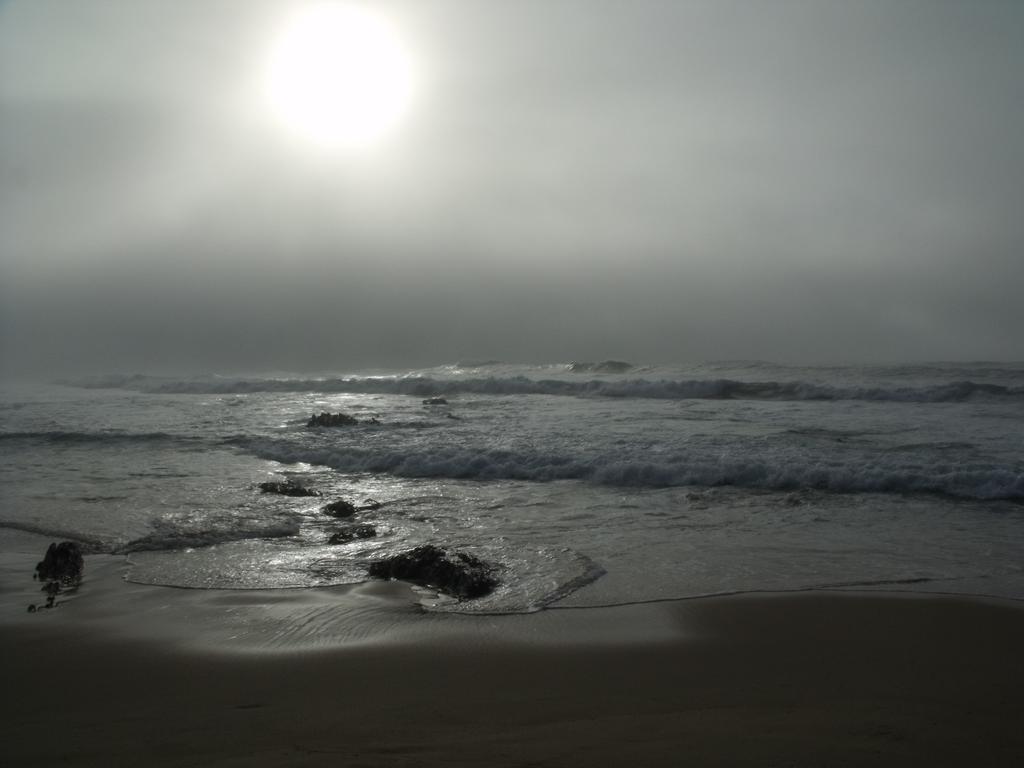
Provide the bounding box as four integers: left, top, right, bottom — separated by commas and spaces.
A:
2, 0, 1022, 375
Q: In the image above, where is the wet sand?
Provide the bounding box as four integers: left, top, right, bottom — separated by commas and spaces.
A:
3, 559, 1024, 767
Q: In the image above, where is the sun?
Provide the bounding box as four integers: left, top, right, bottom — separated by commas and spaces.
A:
264, 4, 414, 149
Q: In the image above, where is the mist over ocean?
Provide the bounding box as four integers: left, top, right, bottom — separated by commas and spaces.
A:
3, 359, 1022, 613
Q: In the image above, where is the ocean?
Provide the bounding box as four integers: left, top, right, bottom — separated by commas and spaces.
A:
2, 360, 1023, 613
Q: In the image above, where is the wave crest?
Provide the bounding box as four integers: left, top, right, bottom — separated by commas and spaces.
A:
235, 440, 1024, 500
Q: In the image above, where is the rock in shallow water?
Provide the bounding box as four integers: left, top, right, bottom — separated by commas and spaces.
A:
307, 412, 358, 427
322, 499, 358, 517
258, 480, 320, 497
367, 544, 498, 600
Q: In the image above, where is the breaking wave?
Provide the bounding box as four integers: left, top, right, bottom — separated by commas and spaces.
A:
61, 373, 1024, 403
235, 440, 1024, 500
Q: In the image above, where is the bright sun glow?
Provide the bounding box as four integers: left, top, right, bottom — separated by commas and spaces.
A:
265, 4, 413, 148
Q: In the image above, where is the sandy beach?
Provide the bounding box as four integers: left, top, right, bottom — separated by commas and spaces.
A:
3, 551, 1023, 767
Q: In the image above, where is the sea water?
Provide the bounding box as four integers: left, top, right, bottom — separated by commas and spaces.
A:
2, 361, 1022, 613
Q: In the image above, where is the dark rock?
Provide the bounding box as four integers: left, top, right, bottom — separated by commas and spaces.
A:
367, 544, 498, 600
322, 499, 358, 518
422, 397, 448, 405
31, 541, 84, 611
307, 412, 358, 427
328, 525, 377, 544
35, 542, 84, 587
258, 480, 321, 497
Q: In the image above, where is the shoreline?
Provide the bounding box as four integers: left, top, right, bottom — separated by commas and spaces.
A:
4, 550, 1024, 765
5, 537, 1023, 652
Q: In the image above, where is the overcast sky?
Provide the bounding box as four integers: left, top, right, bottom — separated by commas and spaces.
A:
2, 0, 1022, 376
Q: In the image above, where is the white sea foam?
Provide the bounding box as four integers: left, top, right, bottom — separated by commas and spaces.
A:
234, 439, 1024, 500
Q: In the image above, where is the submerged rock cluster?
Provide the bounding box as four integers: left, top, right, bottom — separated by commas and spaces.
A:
258, 401, 501, 602
328, 524, 377, 545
